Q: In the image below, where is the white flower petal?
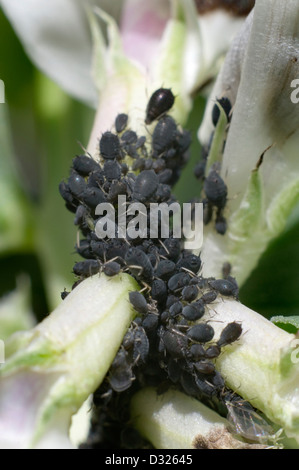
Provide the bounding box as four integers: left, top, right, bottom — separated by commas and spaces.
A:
0, 274, 139, 448
0, 0, 98, 106
199, 0, 299, 283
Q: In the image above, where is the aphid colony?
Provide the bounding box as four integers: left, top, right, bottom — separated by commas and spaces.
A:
195, 97, 232, 235
59, 89, 245, 448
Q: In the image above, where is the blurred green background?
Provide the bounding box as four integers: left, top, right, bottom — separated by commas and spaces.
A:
0, 8, 299, 326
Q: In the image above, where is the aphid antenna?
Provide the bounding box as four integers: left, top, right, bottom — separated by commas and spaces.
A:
204, 306, 220, 320
169, 326, 188, 338
180, 267, 201, 278
158, 239, 170, 256
76, 140, 90, 156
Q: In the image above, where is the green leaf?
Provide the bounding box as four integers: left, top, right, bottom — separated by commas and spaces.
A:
271, 316, 299, 334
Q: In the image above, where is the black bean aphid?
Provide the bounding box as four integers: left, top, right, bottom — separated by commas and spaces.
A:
103, 261, 121, 277
61, 289, 69, 300
108, 348, 134, 392
129, 291, 148, 314
204, 170, 227, 210
115, 113, 128, 133
103, 160, 121, 181
212, 97, 232, 127
201, 290, 218, 304
187, 323, 214, 343
152, 115, 177, 157
215, 213, 227, 235
217, 322, 242, 347
72, 155, 101, 176
159, 238, 181, 262
194, 160, 207, 181
204, 344, 221, 359
73, 260, 100, 277
208, 278, 239, 298
167, 272, 191, 293
131, 325, 150, 365
176, 253, 201, 274
68, 170, 87, 199
155, 259, 176, 280
194, 360, 215, 375
132, 170, 159, 203
189, 343, 206, 360
145, 88, 175, 125
182, 301, 205, 321
161, 329, 188, 359
193, 373, 216, 398
82, 186, 107, 208
121, 130, 138, 145
182, 285, 199, 302
125, 247, 154, 282
100, 131, 121, 160
169, 300, 183, 317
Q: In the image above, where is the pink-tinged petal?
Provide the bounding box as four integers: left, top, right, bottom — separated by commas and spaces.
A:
120, 0, 171, 71
0, 371, 61, 449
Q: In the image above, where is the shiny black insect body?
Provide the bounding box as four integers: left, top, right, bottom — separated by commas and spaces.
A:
208, 279, 239, 298
167, 272, 191, 293
204, 170, 227, 210
155, 259, 176, 280
121, 130, 138, 145
176, 253, 202, 274
201, 290, 218, 304
115, 113, 128, 133
108, 348, 134, 392
145, 88, 175, 124
161, 329, 188, 359
73, 259, 100, 277
187, 323, 214, 343
204, 344, 221, 359
125, 247, 154, 282
152, 116, 177, 157
103, 160, 121, 181
182, 301, 205, 321
129, 291, 148, 314
215, 213, 227, 235
193, 360, 215, 375
68, 170, 87, 199
169, 301, 183, 317
72, 155, 101, 176
217, 322, 242, 347
182, 285, 199, 302
132, 170, 159, 203
100, 131, 121, 160
103, 261, 121, 277
131, 325, 150, 365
